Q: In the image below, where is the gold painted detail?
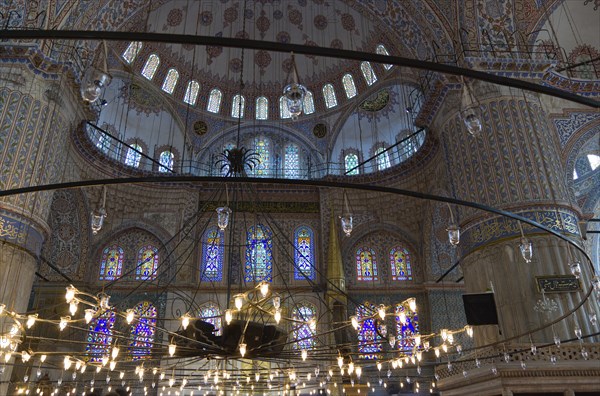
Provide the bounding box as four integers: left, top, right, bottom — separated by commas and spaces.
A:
0, 217, 27, 243
359, 90, 390, 112
201, 201, 320, 213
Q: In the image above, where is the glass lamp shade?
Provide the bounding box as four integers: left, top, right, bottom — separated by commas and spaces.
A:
519, 238, 533, 263
569, 260, 582, 279
90, 208, 107, 235
461, 107, 482, 136
446, 224, 460, 245
216, 206, 232, 231
283, 82, 307, 119
340, 215, 353, 237
80, 68, 111, 103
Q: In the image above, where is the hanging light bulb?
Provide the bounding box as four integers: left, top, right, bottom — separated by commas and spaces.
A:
21, 351, 31, 362
109, 360, 117, 371
337, 355, 344, 368
59, 316, 70, 331
85, 309, 95, 324
440, 328, 448, 341
350, 315, 359, 330
26, 314, 37, 329
465, 325, 473, 338
570, 260, 582, 279
348, 362, 354, 375
376, 362, 382, 371
414, 334, 421, 346
125, 309, 134, 324
168, 342, 176, 357
181, 313, 191, 330
90, 207, 107, 235
80, 66, 111, 103
519, 237, 533, 263
69, 301, 79, 316
239, 343, 247, 357
99, 294, 111, 310
40, 354, 46, 363
447, 224, 460, 245
274, 309, 282, 324
65, 285, 77, 303
388, 335, 396, 347
259, 281, 269, 297
283, 53, 307, 120
111, 345, 119, 360
340, 215, 353, 237
301, 349, 307, 361
234, 294, 245, 311
378, 304, 386, 320
398, 311, 407, 325
225, 309, 233, 325
216, 207, 232, 231
407, 298, 417, 312
460, 82, 482, 136
355, 366, 362, 379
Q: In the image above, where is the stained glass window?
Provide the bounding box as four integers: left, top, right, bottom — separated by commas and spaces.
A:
201, 227, 224, 282
122, 41, 143, 64
86, 309, 116, 362
129, 301, 157, 360
256, 96, 269, 120
161, 68, 179, 94
361, 62, 377, 86
375, 147, 391, 170
184, 80, 200, 105
356, 248, 378, 281
342, 74, 357, 98
294, 226, 315, 280
199, 303, 222, 336
323, 84, 337, 108
231, 94, 245, 118
395, 303, 419, 352
376, 44, 392, 70
141, 54, 160, 80
357, 303, 384, 359
207, 88, 222, 113
390, 247, 413, 281
96, 133, 110, 154
280, 96, 292, 119
158, 151, 174, 172
303, 91, 315, 114
284, 144, 300, 179
292, 303, 317, 350
135, 245, 159, 280
125, 144, 142, 168
251, 138, 270, 177
245, 224, 273, 282
344, 153, 359, 175
99, 245, 123, 280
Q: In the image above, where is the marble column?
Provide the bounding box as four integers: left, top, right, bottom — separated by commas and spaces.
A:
0, 59, 81, 393
435, 83, 598, 345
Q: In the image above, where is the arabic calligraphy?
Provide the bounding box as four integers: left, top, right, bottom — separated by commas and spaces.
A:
0, 217, 27, 244
536, 276, 580, 293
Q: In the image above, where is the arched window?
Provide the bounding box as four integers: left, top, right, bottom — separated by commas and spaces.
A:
356, 247, 378, 281
256, 96, 269, 120
390, 246, 413, 281
375, 147, 391, 170
292, 302, 317, 350
573, 169, 579, 180
588, 154, 600, 170
207, 88, 223, 113
231, 94, 245, 118
86, 309, 116, 362
251, 138, 270, 177
322, 84, 338, 108
284, 143, 300, 179
141, 54, 160, 80
245, 224, 273, 282
357, 303, 383, 359
135, 245, 159, 280
199, 303, 222, 336
158, 151, 174, 173
344, 153, 359, 175
395, 303, 419, 352
303, 91, 315, 114
161, 68, 179, 94
125, 144, 142, 168
201, 227, 224, 282
96, 133, 110, 154
342, 74, 357, 98
376, 44, 392, 70
99, 245, 123, 281
129, 301, 157, 360
184, 80, 200, 105
122, 41, 143, 64
360, 62, 377, 86
294, 226, 315, 280
280, 96, 292, 119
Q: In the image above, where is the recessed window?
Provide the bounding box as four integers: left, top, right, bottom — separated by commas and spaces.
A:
125, 144, 142, 168
375, 147, 391, 170
284, 143, 300, 179
158, 151, 174, 172
183, 81, 200, 105
161, 68, 179, 94
376, 44, 392, 70
303, 91, 315, 114
342, 74, 357, 99
344, 153, 359, 175
323, 84, 338, 108
280, 96, 292, 119
361, 61, 377, 86
141, 54, 160, 80
256, 96, 269, 120
231, 94, 245, 118
207, 88, 222, 113
122, 41, 143, 64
